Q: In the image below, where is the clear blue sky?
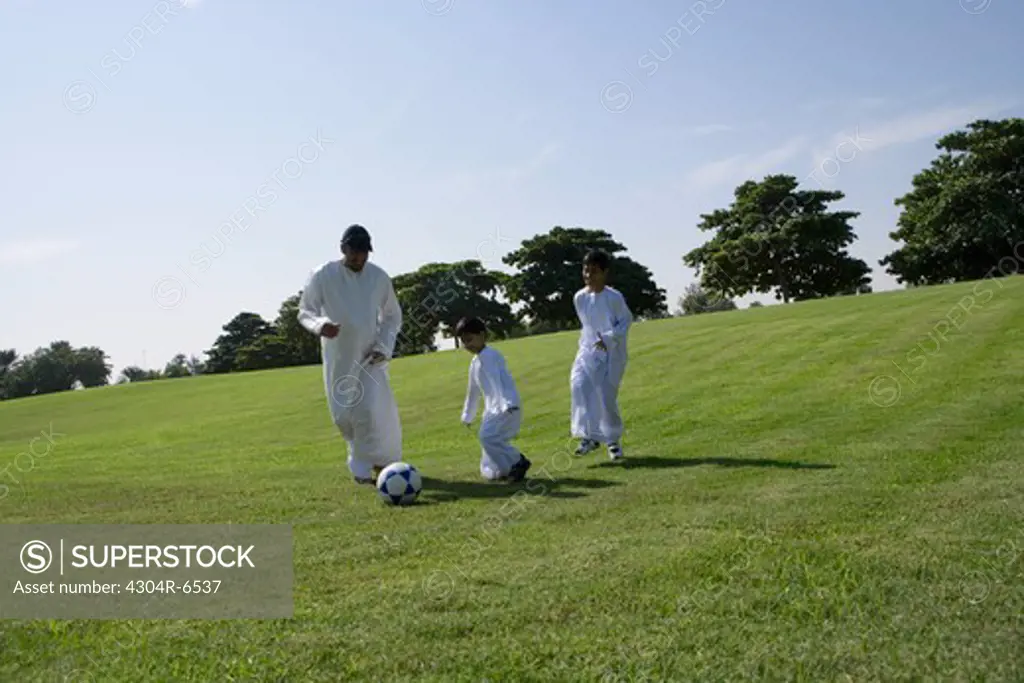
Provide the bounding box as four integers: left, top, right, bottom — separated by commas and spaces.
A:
2, 0, 1022, 378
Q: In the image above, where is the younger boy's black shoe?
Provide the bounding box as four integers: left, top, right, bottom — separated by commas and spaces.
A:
508, 454, 532, 483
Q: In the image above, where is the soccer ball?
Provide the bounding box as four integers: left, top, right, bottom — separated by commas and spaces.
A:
376, 462, 422, 506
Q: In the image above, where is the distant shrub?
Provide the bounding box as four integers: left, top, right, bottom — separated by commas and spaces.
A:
677, 283, 737, 316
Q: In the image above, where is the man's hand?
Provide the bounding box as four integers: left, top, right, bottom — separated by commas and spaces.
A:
364, 351, 387, 365
594, 337, 608, 351
320, 323, 340, 339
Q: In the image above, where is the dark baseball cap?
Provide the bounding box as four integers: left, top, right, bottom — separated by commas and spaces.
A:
341, 224, 373, 252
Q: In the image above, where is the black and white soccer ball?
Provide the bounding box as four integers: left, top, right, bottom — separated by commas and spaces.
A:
376, 462, 422, 506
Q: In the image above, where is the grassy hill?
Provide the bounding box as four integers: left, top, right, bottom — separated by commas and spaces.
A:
1, 277, 1022, 681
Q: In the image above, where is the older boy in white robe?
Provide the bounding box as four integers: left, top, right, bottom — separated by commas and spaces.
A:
457, 317, 532, 483
298, 224, 404, 485
570, 249, 634, 460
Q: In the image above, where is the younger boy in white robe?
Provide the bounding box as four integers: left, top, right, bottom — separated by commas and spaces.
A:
570, 248, 634, 460
457, 317, 532, 483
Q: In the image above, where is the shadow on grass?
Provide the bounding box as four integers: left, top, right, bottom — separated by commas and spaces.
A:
591, 456, 836, 470
419, 475, 621, 503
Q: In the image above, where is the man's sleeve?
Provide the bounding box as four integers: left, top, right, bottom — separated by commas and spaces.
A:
375, 275, 403, 358
297, 268, 331, 335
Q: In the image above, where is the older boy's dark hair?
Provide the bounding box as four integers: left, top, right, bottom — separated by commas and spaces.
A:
454, 316, 487, 337
583, 248, 612, 270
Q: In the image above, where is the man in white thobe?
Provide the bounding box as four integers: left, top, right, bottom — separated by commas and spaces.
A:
570, 249, 634, 461
298, 224, 403, 484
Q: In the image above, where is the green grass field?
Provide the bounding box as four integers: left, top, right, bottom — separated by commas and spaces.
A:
2, 277, 1022, 681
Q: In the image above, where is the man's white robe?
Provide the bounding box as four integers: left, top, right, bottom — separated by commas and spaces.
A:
461, 346, 522, 480
298, 260, 403, 478
570, 285, 633, 443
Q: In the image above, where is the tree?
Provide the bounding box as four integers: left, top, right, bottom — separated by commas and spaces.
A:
0, 349, 18, 400
185, 354, 206, 376
24, 341, 80, 394
203, 312, 276, 373
682, 174, 872, 303
677, 282, 737, 316
230, 292, 324, 370
0, 349, 17, 374
840, 283, 873, 296
502, 226, 668, 328
73, 346, 113, 387
393, 285, 440, 357
393, 261, 519, 350
880, 118, 1024, 286
0, 349, 16, 389
235, 334, 296, 371
272, 292, 321, 366
164, 354, 192, 378
119, 366, 162, 383
639, 309, 674, 321
2, 359, 36, 399
0, 342, 112, 399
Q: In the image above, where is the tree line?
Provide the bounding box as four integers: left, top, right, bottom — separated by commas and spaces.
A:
3, 117, 1021, 400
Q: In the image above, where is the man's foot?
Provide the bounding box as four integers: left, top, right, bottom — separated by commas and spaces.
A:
608, 442, 624, 461
507, 454, 532, 483
352, 466, 385, 486
574, 439, 600, 456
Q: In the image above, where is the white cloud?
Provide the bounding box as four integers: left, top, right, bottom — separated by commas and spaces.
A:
857, 97, 887, 110
443, 142, 563, 193
800, 96, 887, 114
504, 142, 562, 182
834, 101, 1014, 154
681, 100, 1017, 193
684, 135, 810, 191
0, 239, 79, 265
683, 123, 733, 137
806, 100, 1017, 185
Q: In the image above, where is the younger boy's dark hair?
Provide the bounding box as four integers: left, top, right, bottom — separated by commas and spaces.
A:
583, 248, 611, 270
455, 316, 487, 337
